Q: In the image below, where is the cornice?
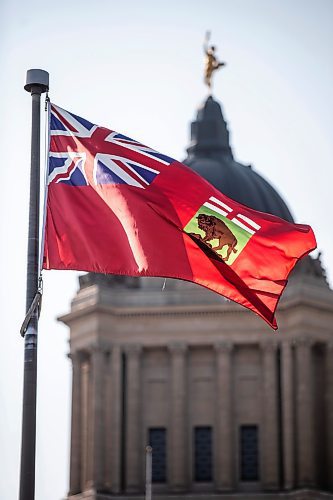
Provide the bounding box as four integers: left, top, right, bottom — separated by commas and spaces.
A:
279, 288, 333, 312
58, 301, 250, 324
214, 341, 234, 353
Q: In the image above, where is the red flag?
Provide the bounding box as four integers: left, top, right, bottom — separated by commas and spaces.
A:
43, 104, 316, 329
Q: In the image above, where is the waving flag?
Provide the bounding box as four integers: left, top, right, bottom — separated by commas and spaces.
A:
44, 104, 316, 329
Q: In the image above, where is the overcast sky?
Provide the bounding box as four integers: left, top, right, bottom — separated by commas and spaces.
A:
1, 1, 332, 499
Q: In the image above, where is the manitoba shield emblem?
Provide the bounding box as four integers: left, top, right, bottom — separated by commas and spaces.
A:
184, 196, 261, 265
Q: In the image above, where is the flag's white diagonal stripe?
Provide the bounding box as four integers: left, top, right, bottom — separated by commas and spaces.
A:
105, 133, 170, 166
48, 157, 72, 183
93, 156, 143, 188
48, 153, 86, 184
119, 160, 149, 186
52, 106, 96, 138
97, 154, 158, 183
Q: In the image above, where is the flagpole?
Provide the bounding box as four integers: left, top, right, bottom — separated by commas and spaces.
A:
19, 69, 49, 500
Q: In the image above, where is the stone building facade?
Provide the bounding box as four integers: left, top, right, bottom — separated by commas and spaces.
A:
61, 96, 333, 500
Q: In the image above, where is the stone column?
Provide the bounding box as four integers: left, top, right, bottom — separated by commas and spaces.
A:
169, 342, 187, 491
81, 356, 90, 490
125, 344, 142, 492
326, 342, 333, 490
68, 350, 83, 495
110, 345, 122, 494
214, 341, 234, 491
296, 337, 314, 487
104, 348, 112, 491
88, 344, 105, 490
281, 340, 294, 490
261, 341, 279, 490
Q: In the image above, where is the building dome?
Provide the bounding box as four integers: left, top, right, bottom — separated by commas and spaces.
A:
183, 96, 294, 223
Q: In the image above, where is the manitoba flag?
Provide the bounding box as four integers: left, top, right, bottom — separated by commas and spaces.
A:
43, 103, 316, 329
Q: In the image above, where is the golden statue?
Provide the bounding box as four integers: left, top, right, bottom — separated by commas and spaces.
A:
203, 31, 226, 90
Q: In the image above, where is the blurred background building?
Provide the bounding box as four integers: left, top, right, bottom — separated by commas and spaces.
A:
61, 92, 333, 499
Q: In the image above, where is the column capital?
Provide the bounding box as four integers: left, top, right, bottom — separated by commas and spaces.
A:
88, 340, 111, 354
295, 336, 314, 348
124, 343, 142, 356
260, 340, 279, 352
214, 341, 233, 353
168, 342, 187, 354
67, 349, 85, 361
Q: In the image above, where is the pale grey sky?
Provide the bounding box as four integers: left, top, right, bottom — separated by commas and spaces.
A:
0, 1, 332, 499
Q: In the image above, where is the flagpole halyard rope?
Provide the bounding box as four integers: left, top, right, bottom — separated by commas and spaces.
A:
38, 94, 51, 277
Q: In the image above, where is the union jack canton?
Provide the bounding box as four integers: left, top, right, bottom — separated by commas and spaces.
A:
48, 104, 175, 189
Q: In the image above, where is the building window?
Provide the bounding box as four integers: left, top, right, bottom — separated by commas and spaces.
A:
194, 426, 213, 482
148, 428, 167, 483
240, 425, 259, 481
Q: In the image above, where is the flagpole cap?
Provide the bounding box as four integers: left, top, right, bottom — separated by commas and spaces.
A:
24, 69, 49, 93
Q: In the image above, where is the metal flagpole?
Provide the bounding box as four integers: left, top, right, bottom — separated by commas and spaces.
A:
145, 446, 153, 500
19, 69, 49, 500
